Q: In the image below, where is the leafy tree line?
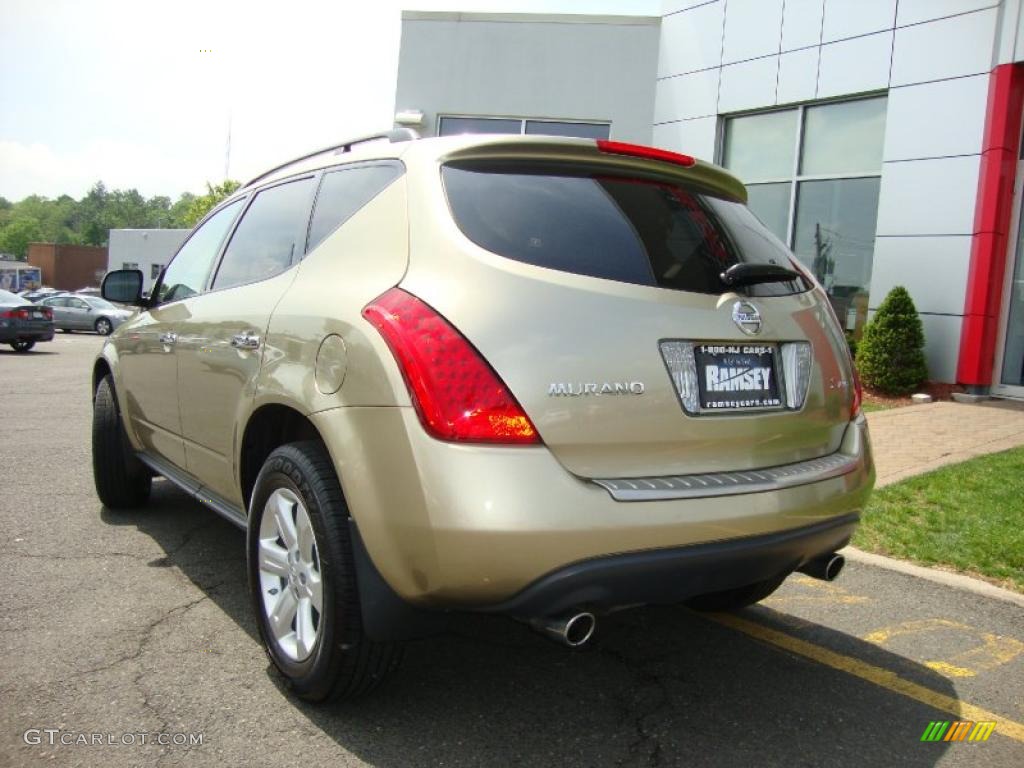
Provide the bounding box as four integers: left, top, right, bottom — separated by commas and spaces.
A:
0, 180, 240, 260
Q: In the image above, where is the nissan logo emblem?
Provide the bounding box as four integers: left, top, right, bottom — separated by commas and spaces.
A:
732, 301, 762, 335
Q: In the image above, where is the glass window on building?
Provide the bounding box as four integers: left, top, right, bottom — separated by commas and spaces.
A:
439, 115, 610, 140
722, 96, 887, 337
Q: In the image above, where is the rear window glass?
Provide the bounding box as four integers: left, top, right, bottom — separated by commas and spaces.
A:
442, 164, 807, 297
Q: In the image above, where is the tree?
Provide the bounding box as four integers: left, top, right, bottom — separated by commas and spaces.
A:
182, 180, 241, 226
855, 286, 928, 395
0, 216, 42, 259
0, 180, 233, 256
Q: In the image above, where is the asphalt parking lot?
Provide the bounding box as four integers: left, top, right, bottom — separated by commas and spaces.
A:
1, 334, 1022, 767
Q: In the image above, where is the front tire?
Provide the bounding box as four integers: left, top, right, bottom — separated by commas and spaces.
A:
10, 341, 35, 352
247, 441, 401, 702
92, 375, 152, 509
95, 317, 113, 335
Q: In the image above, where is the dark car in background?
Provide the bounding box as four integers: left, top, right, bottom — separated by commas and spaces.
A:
0, 288, 54, 352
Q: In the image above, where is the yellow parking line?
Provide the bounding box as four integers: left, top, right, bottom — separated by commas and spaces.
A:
710, 612, 1024, 744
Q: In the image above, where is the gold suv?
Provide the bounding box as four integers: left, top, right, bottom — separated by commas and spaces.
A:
93, 130, 874, 701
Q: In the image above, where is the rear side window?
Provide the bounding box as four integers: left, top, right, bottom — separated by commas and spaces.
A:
442, 164, 807, 297
306, 163, 403, 252
213, 177, 316, 291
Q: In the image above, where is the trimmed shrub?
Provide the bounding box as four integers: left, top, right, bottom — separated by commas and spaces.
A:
855, 286, 928, 395
845, 331, 858, 360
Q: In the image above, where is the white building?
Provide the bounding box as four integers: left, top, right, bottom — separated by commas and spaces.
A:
108, 229, 190, 293
393, 2, 1024, 399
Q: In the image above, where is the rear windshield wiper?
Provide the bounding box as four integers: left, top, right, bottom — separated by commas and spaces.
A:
720, 263, 802, 288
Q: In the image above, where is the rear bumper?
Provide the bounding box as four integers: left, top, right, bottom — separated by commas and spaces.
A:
486, 512, 858, 618
313, 406, 874, 608
0, 323, 54, 343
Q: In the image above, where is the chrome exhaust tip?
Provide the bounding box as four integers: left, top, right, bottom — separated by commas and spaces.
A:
530, 612, 597, 648
798, 553, 846, 582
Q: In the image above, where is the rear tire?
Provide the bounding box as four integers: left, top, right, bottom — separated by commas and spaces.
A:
685, 573, 788, 612
10, 341, 35, 352
248, 441, 402, 702
92, 375, 152, 509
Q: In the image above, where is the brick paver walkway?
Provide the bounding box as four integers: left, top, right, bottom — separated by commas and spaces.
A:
866, 399, 1024, 487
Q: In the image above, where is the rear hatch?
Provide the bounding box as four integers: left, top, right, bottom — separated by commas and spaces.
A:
402, 139, 856, 479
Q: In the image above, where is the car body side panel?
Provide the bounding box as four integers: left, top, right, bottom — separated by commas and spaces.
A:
253, 176, 412, 422
176, 266, 302, 505
109, 302, 189, 468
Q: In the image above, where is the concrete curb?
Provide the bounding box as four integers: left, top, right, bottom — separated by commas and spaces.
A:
840, 546, 1024, 608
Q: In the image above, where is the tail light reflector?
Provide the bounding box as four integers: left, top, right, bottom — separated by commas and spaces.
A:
0, 307, 45, 320
851, 367, 863, 419
362, 288, 540, 444
596, 140, 696, 168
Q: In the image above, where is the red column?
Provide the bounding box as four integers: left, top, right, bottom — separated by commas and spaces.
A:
957, 63, 1024, 386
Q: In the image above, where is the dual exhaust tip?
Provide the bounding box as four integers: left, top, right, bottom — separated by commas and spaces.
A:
797, 552, 846, 582
527, 553, 843, 648
530, 612, 597, 648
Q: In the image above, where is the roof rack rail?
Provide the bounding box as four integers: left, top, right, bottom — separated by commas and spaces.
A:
242, 127, 420, 189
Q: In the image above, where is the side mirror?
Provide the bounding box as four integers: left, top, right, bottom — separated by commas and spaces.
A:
102, 269, 145, 306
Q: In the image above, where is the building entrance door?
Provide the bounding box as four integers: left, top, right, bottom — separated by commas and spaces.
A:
993, 144, 1024, 399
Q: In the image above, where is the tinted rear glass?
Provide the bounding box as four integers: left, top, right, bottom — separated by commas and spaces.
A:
442, 164, 806, 297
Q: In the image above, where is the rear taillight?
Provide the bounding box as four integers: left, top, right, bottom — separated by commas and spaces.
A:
851, 367, 863, 420
362, 288, 540, 444
1, 308, 33, 319
596, 140, 696, 168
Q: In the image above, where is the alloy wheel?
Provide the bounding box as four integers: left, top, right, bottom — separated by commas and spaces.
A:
257, 488, 323, 662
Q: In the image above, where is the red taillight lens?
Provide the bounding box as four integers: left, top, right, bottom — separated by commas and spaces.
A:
596, 139, 696, 168
1, 308, 32, 319
851, 367, 863, 419
362, 288, 540, 444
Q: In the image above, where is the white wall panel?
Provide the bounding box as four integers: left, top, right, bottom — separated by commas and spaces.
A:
875, 155, 981, 236
652, 116, 718, 160
776, 47, 819, 104
718, 56, 779, 113
722, 0, 784, 64
896, 0, 998, 27
890, 8, 997, 86
654, 69, 721, 122
781, 0, 824, 51
821, 0, 896, 43
658, 2, 725, 77
919, 314, 963, 383
817, 31, 893, 98
869, 236, 973, 315
883, 75, 988, 160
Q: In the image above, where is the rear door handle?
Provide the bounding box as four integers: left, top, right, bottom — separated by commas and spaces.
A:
159, 332, 177, 345
231, 332, 261, 350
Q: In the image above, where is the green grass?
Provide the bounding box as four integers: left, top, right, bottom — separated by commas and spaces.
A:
860, 402, 892, 413
853, 446, 1024, 592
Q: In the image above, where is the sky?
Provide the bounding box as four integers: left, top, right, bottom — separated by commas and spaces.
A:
0, 0, 659, 202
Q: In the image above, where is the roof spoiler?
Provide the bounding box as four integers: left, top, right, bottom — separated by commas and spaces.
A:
242, 128, 419, 189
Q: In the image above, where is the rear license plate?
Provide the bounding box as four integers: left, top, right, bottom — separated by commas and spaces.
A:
694, 343, 782, 411
32, 311, 44, 319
